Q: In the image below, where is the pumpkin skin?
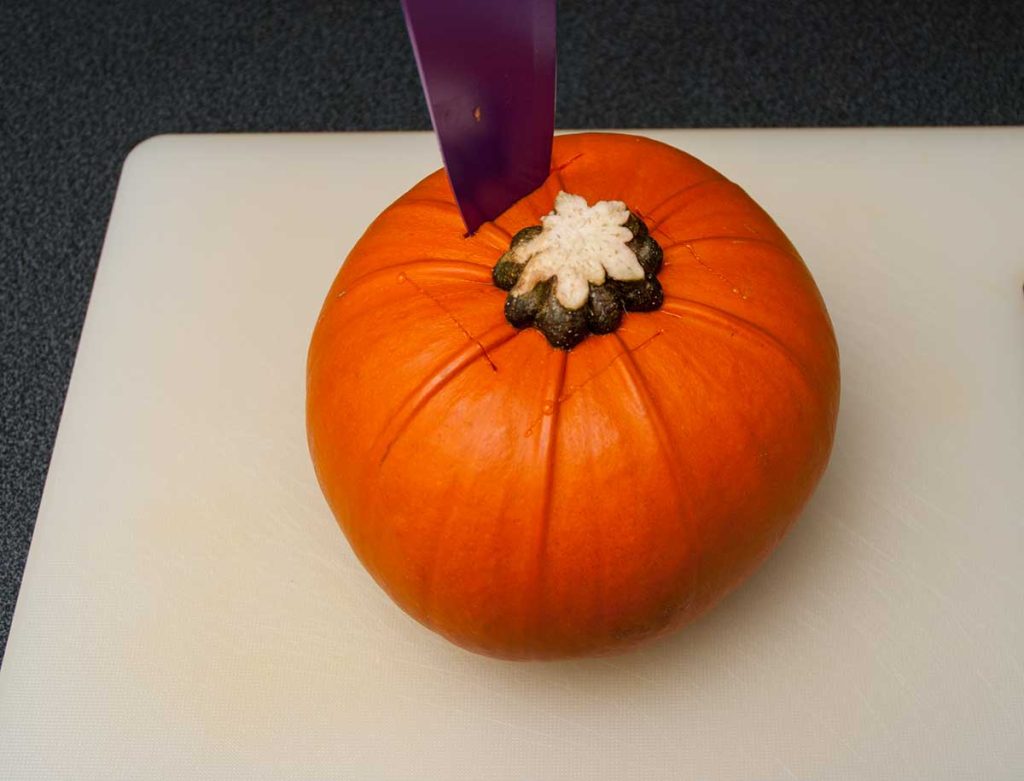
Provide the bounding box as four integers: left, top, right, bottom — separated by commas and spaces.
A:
307, 132, 839, 660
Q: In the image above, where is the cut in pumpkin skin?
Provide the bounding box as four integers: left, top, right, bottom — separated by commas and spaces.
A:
306, 132, 840, 660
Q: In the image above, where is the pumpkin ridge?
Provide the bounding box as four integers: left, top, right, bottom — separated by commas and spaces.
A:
643, 326, 768, 491
386, 197, 472, 232
374, 324, 520, 466
644, 176, 728, 230
658, 297, 817, 399
529, 349, 569, 642
679, 243, 748, 298
400, 273, 505, 371
395, 196, 463, 212
611, 331, 701, 624
337, 258, 493, 298
522, 329, 665, 436
478, 221, 514, 242
388, 197, 513, 247
661, 235, 801, 264
490, 188, 553, 240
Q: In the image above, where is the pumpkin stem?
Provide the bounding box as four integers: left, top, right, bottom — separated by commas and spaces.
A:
492, 192, 663, 349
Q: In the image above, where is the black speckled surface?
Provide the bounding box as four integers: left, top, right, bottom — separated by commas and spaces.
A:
1, 0, 1022, 661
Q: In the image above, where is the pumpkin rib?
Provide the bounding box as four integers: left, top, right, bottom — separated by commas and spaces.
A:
491, 186, 558, 239
530, 349, 570, 636
514, 328, 665, 443
317, 278, 501, 340
417, 339, 557, 653
661, 236, 801, 264
419, 503, 455, 646
393, 195, 464, 212
374, 323, 521, 467
556, 329, 664, 413
643, 326, 767, 490
387, 197, 513, 247
383, 197, 466, 230
649, 189, 777, 237
399, 274, 507, 371
658, 297, 817, 399
611, 331, 701, 616
337, 258, 494, 297
456, 221, 518, 254
476, 221, 514, 243
643, 176, 729, 229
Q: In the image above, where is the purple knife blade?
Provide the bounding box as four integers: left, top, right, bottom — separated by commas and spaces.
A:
401, 0, 556, 235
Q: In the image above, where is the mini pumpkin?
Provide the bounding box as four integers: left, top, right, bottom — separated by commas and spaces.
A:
307, 133, 839, 659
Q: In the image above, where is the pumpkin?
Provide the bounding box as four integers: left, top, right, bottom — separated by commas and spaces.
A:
306, 132, 839, 659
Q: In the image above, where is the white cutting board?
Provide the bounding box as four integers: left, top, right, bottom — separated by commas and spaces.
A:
1, 130, 1022, 780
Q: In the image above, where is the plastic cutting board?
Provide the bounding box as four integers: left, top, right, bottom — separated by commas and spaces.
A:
1, 129, 1022, 780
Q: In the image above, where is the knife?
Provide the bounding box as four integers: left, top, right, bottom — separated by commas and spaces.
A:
401, 0, 557, 235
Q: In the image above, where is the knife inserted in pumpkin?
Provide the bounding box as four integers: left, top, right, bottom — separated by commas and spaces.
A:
401, 0, 557, 235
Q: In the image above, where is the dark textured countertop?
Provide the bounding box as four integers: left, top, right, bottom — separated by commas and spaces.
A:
2, 0, 1022, 661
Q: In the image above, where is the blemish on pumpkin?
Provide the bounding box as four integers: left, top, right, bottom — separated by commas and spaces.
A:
400, 274, 499, 371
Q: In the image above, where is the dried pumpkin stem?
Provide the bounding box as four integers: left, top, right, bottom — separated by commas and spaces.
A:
492, 191, 663, 349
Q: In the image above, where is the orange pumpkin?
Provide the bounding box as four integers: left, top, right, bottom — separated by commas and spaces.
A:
307, 132, 839, 659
